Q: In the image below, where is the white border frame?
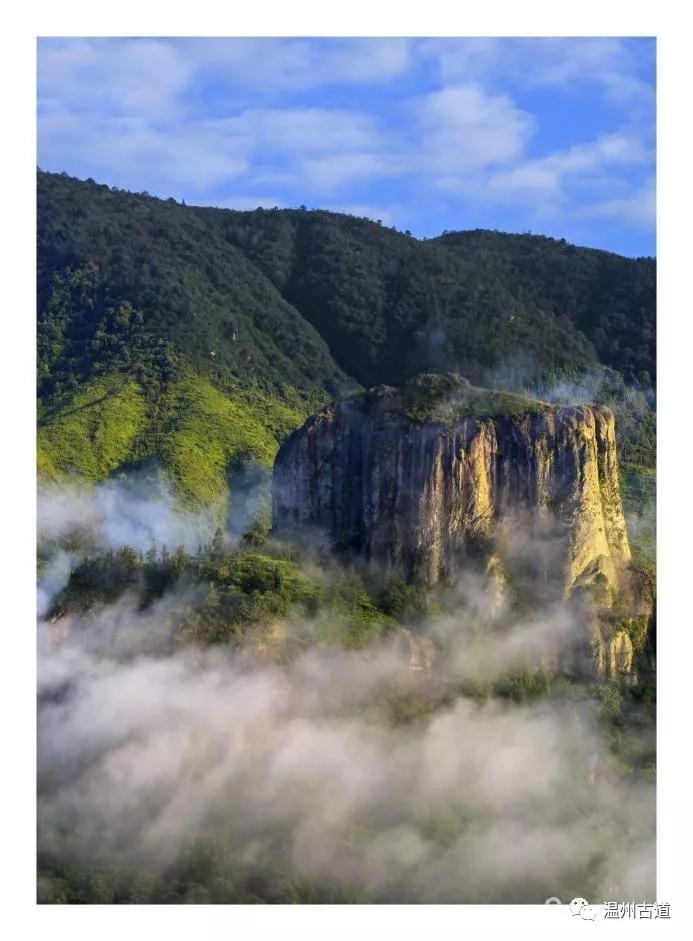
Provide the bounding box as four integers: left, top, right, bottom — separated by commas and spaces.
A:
2, 2, 689, 935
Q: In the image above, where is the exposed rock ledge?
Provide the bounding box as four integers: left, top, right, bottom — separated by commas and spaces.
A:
273, 374, 630, 595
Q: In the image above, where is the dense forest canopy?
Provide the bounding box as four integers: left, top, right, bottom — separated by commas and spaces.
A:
37, 170, 656, 499
38, 171, 655, 389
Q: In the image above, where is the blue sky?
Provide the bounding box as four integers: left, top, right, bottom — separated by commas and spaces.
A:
37, 37, 655, 256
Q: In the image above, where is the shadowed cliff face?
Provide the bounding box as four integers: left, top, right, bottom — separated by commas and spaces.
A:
273, 377, 630, 595
273, 377, 638, 681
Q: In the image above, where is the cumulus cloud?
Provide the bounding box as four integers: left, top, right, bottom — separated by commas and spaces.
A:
411, 84, 535, 175
423, 37, 655, 111
38, 38, 193, 121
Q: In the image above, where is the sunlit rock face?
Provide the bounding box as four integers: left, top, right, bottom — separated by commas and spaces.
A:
273, 374, 631, 597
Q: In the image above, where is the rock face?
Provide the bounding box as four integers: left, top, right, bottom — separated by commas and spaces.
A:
273, 375, 631, 599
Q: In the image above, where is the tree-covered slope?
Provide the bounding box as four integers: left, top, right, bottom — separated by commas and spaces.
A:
434, 230, 655, 385
214, 204, 654, 388
38, 172, 349, 402
37, 171, 656, 503
39, 172, 655, 393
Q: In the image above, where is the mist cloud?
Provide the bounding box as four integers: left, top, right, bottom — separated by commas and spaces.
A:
38, 476, 217, 554
37, 595, 655, 903
36, 463, 655, 904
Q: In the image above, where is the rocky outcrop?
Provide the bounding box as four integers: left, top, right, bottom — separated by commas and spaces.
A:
273, 374, 631, 598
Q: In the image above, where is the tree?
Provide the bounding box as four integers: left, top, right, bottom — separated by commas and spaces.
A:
211, 527, 225, 556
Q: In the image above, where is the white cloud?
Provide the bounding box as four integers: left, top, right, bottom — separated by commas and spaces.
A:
210, 107, 381, 155
411, 84, 535, 174
301, 153, 397, 192
487, 134, 651, 202
38, 38, 414, 118
38, 39, 389, 194
582, 178, 656, 228
316, 38, 412, 85
40, 113, 249, 192
203, 109, 392, 196
517, 38, 637, 89
423, 37, 654, 112
38, 39, 192, 121
183, 37, 413, 91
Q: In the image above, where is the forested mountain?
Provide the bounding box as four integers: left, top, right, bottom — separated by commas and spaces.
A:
433, 230, 655, 386
37, 171, 656, 504
218, 210, 655, 388
37, 173, 349, 401
37, 176, 657, 907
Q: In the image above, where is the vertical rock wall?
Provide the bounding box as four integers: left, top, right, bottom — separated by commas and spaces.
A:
273, 390, 630, 596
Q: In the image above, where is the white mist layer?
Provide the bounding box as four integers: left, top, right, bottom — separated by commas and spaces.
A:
36, 471, 655, 903
37, 602, 655, 904
38, 477, 217, 554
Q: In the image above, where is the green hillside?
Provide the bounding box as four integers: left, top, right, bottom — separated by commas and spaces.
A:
37, 171, 656, 506
37, 375, 148, 481
38, 370, 309, 508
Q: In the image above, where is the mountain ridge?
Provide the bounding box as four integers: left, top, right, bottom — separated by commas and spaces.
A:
37, 170, 656, 508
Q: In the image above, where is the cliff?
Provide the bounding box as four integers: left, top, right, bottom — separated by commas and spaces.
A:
274, 374, 630, 588
273, 374, 639, 680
